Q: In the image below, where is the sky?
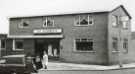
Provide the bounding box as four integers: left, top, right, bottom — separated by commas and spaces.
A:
0, 0, 135, 34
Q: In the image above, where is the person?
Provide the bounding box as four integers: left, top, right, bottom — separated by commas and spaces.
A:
42, 51, 48, 69
33, 55, 43, 71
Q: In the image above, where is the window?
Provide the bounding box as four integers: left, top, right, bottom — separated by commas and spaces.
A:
122, 21, 128, 29
75, 15, 93, 26
19, 20, 29, 28
75, 39, 93, 51
123, 39, 128, 52
112, 15, 119, 27
120, 16, 129, 29
1, 39, 6, 48
43, 17, 54, 27
112, 37, 118, 51
13, 39, 23, 50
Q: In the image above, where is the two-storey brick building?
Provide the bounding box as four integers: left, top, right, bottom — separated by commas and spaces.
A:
1, 5, 135, 65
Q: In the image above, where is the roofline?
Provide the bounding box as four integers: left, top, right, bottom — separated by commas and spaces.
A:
9, 11, 109, 19
111, 5, 132, 19
8, 5, 131, 19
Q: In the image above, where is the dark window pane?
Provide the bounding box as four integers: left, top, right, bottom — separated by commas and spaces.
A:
44, 19, 54, 27
47, 20, 53, 26
15, 41, 23, 49
23, 22, 29, 27
80, 19, 88, 25
112, 37, 118, 51
123, 39, 128, 49
76, 39, 93, 51
1, 40, 5, 48
89, 21, 93, 24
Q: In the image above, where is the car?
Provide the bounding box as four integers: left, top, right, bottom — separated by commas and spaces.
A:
0, 54, 36, 74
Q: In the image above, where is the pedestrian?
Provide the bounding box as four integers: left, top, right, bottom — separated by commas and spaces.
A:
42, 51, 48, 69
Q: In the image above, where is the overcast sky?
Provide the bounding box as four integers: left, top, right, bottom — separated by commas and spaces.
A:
0, 0, 135, 33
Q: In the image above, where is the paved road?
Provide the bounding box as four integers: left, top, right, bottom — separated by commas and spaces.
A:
33, 68, 135, 74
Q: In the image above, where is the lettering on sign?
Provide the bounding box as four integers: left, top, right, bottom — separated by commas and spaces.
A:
33, 29, 62, 34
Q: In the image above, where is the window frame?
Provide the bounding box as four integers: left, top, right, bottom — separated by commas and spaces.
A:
112, 37, 118, 52
74, 15, 94, 26
74, 38, 94, 52
122, 20, 128, 29
123, 38, 128, 53
43, 17, 54, 27
112, 15, 119, 27
18, 20, 29, 28
120, 16, 129, 29
13, 39, 24, 51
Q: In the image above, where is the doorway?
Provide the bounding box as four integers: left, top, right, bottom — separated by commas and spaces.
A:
35, 39, 60, 58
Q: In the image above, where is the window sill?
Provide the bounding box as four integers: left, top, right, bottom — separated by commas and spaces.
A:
13, 49, 24, 51
112, 26, 118, 28
112, 51, 120, 53
74, 24, 93, 27
73, 50, 96, 53
122, 28, 128, 30
112, 50, 128, 54
19, 26, 29, 29
0, 48, 6, 50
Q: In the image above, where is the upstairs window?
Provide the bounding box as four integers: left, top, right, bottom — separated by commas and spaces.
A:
1, 39, 6, 48
75, 15, 93, 26
19, 20, 29, 28
120, 16, 129, 29
75, 38, 93, 51
122, 21, 128, 29
112, 15, 119, 27
43, 17, 54, 27
112, 37, 118, 51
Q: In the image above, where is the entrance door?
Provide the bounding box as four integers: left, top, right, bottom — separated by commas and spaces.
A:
47, 41, 60, 57
35, 39, 60, 58
35, 40, 45, 57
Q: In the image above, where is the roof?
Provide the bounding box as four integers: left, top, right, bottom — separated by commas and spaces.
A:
9, 10, 109, 19
9, 5, 131, 19
111, 5, 132, 19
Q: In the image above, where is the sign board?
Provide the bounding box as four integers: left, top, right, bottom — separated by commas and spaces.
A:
33, 28, 62, 34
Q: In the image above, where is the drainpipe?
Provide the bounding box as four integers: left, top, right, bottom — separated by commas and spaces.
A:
118, 20, 123, 68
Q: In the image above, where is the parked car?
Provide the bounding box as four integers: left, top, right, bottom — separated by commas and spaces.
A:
0, 54, 36, 74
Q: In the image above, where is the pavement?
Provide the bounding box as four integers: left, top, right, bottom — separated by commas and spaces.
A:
38, 61, 135, 70
32, 61, 135, 74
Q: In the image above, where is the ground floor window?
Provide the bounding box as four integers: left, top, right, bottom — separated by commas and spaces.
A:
13, 39, 24, 51
0, 39, 6, 48
75, 38, 93, 51
123, 38, 128, 53
112, 37, 118, 51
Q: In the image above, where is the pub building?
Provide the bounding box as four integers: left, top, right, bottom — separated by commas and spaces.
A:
1, 5, 135, 65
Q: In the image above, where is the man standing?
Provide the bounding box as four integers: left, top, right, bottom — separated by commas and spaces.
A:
42, 51, 48, 69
